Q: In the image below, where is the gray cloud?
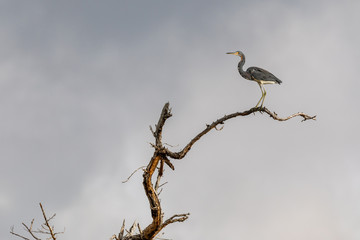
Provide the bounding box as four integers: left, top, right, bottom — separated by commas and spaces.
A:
1, 1, 360, 240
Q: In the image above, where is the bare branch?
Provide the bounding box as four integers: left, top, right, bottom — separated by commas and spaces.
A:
39, 203, 57, 240
118, 220, 125, 240
137, 223, 142, 234
10, 226, 31, 240
163, 157, 174, 171
154, 102, 172, 147
263, 108, 317, 122
154, 165, 162, 192
161, 213, 190, 229
215, 125, 224, 131
22, 223, 41, 240
122, 166, 147, 183
141, 155, 163, 239
163, 142, 179, 148
149, 125, 156, 138
158, 182, 168, 189
29, 219, 35, 232
127, 221, 137, 237
165, 106, 316, 160
110, 235, 118, 240
157, 187, 164, 196
47, 213, 56, 222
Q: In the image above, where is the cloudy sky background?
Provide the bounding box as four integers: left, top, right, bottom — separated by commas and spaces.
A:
1, 1, 360, 239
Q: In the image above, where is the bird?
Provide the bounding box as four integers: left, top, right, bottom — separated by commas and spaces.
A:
227, 51, 282, 108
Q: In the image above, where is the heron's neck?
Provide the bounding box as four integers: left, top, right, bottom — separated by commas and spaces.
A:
238, 57, 251, 79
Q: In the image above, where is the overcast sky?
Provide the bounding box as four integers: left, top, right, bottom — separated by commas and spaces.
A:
1, 1, 360, 240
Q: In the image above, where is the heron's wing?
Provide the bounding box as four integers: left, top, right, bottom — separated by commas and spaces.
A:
247, 67, 282, 84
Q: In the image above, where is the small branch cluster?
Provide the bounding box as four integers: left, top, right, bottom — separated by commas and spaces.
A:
10, 203, 64, 240
110, 220, 142, 240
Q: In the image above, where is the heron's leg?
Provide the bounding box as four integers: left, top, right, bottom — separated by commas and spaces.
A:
260, 86, 267, 108
255, 83, 264, 108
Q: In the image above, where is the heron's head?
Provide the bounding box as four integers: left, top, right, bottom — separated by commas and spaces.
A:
226, 51, 245, 60
226, 51, 243, 56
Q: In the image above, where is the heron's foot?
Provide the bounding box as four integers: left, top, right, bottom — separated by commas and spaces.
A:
258, 106, 264, 113
260, 106, 265, 113
251, 106, 263, 112
251, 105, 265, 113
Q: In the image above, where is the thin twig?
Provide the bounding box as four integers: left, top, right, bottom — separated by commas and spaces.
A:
118, 220, 125, 240
158, 182, 168, 189
22, 223, 40, 240
161, 213, 190, 229
122, 166, 146, 183
163, 158, 174, 170
110, 234, 118, 240
154, 167, 163, 192
137, 223, 142, 234
128, 221, 137, 236
150, 125, 156, 138
10, 226, 31, 240
163, 143, 179, 148
39, 203, 56, 240
263, 108, 317, 122
47, 213, 56, 222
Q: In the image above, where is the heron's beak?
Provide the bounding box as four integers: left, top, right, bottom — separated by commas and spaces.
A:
226, 52, 237, 55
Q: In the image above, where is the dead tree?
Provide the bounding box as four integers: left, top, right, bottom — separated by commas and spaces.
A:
11, 104, 315, 240
111, 104, 315, 240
